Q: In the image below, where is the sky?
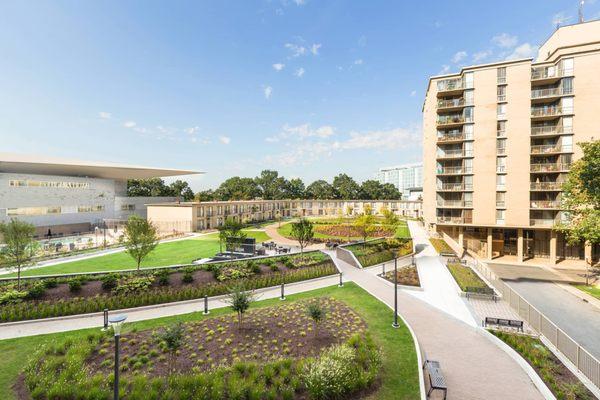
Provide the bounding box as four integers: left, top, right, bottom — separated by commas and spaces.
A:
1, 0, 598, 191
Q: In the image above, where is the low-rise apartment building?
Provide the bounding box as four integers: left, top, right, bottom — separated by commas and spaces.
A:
146, 199, 422, 233
422, 20, 600, 266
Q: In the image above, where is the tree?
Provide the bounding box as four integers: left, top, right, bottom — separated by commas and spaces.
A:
306, 302, 326, 337
217, 217, 247, 252
158, 323, 184, 375
0, 219, 37, 290
306, 180, 336, 199
332, 174, 360, 199
382, 208, 400, 227
123, 215, 159, 272
213, 177, 260, 200
169, 180, 195, 201
290, 218, 314, 259
255, 170, 288, 200
226, 283, 257, 329
354, 213, 376, 244
285, 178, 306, 199
380, 183, 402, 200
359, 180, 384, 200
555, 141, 600, 277
127, 178, 173, 197
195, 189, 215, 202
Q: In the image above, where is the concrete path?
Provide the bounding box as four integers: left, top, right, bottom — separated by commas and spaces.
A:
263, 221, 326, 250
0, 275, 340, 340
507, 280, 600, 360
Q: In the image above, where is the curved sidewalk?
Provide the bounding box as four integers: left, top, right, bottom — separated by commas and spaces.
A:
263, 221, 326, 250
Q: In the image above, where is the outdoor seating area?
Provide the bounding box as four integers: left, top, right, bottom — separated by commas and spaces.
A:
483, 317, 524, 332
423, 359, 448, 400
262, 241, 292, 254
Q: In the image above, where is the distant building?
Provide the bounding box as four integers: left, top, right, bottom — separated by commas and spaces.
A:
376, 163, 423, 200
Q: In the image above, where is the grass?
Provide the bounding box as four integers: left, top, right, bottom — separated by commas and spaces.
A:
4, 230, 271, 277
491, 331, 594, 400
446, 263, 487, 292
429, 238, 455, 255
574, 284, 600, 300
345, 239, 413, 268
277, 219, 410, 241
0, 282, 419, 400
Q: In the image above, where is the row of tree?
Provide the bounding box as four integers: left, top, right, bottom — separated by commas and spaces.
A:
128, 170, 403, 202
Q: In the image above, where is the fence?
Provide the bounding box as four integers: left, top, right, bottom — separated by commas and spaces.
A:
470, 257, 600, 390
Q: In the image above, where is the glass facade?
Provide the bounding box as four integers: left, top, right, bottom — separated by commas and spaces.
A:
376, 164, 423, 199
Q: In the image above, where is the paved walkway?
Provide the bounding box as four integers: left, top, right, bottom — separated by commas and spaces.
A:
0, 275, 340, 340
263, 221, 326, 250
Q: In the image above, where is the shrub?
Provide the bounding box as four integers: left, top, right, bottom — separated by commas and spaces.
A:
182, 268, 194, 284
113, 276, 155, 296
43, 279, 58, 289
27, 282, 47, 299
68, 278, 82, 293
303, 344, 359, 399
0, 290, 28, 305
155, 269, 170, 286
247, 261, 261, 274
100, 274, 118, 291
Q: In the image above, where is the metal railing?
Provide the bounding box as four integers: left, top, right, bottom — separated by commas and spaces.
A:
436, 149, 473, 158
531, 106, 563, 117
436, 216, 472, 224
497, 147, 507, 155
437, 78, 464, 92
530, 182, 562, 191
437, 183, 472, 191
496, 201, 506, 208
437, 167, 473, 175
437, 133, 466, 142
436, 200, 473, 208
496, 165, 506, 173
437, 98, 469, 109
437, 115, 465, 125
530, 200, 561, 209
531, 144, 563, 154
531, 163, 571, 173
469, 259, 600, 392
531, 125, 571, 136
531, 87, 572, 99
531, 67, 565, 80
530, 218, 556, 226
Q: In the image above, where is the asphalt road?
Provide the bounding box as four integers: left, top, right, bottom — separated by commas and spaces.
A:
507, 280, 600, 360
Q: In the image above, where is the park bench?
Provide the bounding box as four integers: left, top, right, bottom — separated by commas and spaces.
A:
423, 359, 447, 399
483, 317, 524, 332
465, 286, 498, 302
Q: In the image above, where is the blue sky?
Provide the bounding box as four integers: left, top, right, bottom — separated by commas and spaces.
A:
1, 0, 598, 190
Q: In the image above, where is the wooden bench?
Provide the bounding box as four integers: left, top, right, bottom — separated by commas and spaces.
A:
423, 359, 447, 399
483, 317, 524, 332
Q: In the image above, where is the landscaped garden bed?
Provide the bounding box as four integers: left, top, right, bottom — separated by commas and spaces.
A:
344, 238, 413, 268
20, 298, 380, 400
0, 252, 336, 322
380, 265, 420, 287
445, 262, 489, 292
429, 238, 455, 255
491, 331, 594, 400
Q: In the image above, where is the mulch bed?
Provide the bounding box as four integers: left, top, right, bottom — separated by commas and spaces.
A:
87, 298, 367, 377
314, 224, 394, 239
381, 265, 420, 287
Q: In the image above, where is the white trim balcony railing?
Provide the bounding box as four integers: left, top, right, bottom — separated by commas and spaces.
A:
437, 115, 465, 126
497, 147, 506, 155
531, 106, 564, 117
437, 216, 473, 224
436, 149, 473, 159
496, 185, 506, 191
530, 182, 562, 191
497, 94, 506, 102
530, 218, 556, 226
497, 76, 506, 84
531, 87, 572, 99
496, 201, 506, 208
437, 78, 464, 92
530, 145, 564, 154
437, 167, 473, 175
437, 200, 473, 208
497, 130, 506, 138
530, 200, 561, 209
530, 163, 571, 173
437, 98, 470, 109
496, 165, 507, 173
437, 133, 466, 142
531, 67, 565, 80
531, 125, 572, 136
437, 183, 473, 191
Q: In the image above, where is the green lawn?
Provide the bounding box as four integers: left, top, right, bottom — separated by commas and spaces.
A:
574, 284, 600, 300
0, 282, 419, 400
277, 220, 410, 241
446, 263, 487, 291
429, 238, 455, 255
5, 230, 271, 277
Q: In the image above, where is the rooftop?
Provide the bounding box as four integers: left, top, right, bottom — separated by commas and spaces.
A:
0, 153, 203, 180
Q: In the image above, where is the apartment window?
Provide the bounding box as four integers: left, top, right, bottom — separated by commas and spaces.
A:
497, 121, 506, 137
497, 85, 506, 102
121, 204, 136, 211
7, 206, 62, 216
497, 138, 507, 155
496, 175, 506, 191
463, 124, 474, 140
562, 135, 573, 152
497, 103, 507, 120
8, 180, 90, 189
464, 89, 474, 105
464, 159, 473, 173
464, 107, 474, 123
496, 192, 506, 208
562, 58, 574, 76
497, 67, 506, 84
464, 72, 474, 89
563, 116, 573, 134
562, 97, 574, 114
464, 141, 473, 157
496, 209, 505, 225
496, 157, 507, 173
78, 205, 105, 213
464, 175, 473, 190
562, 77, 573, 95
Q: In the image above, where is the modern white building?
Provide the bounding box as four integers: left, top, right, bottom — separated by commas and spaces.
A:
0, 153, 201, 237
376, 163, 423, 200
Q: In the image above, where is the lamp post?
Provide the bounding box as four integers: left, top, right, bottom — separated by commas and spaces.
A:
108, 314, 127, 400
392, 253, 399, 329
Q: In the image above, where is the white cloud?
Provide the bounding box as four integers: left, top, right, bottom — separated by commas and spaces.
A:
552, 12, 572, 26
333, 128, 420, 151
310, 43, 322, 55
439, 65, 451, 74
410, 90, 417, 97
492, 33, 518, 48
472, 49, 492, 62
264, 86, 273, 99
357, 35, 367, 47
354, 59, 364, 65
293, 0, 306, 5
123, 121, 136, 128
506, 43, 538, 60
285, 43, 307, 57
98, 111, 111, 119
184, 126, 200, 135
294, 67, 305, 77
272, 63, 285, 71
451, 51, 467, 63
219, 136, 231, 145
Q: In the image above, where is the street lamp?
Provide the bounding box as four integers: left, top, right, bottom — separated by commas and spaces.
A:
108, 314, 127, 400
392, 252, 399, 329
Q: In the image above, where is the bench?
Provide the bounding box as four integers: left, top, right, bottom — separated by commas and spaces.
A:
483, 317, 524, 332
465, 286, 498, 302
423, 359, 447, 399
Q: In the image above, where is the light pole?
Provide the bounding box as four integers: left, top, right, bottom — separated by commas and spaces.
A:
108, 314, 127, 400
392, 253, 399, 329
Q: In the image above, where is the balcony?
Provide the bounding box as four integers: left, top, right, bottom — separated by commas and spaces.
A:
497, 147, 506, 155
496, 165, 507, 173
530, 182, 562, 191
530, 144, 569, 155
531, 106, 567, 119
437, 78, 465, 95
437, 98, 470, 110
437, 114, 466, 127
437, 200, 473, 208
530, 218, 556, 227
531, 125, 572, 136
531, 87, 572, 101
530, 200, 561, 209
530, 163, 571, 173
496, 201, 506, 208
437, 183, 473, 191
437, 133, 467, 143
437, 167, 473, 175
437, 216, 473, 224
436, 149, 473, 159
531, 67, 565, 83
